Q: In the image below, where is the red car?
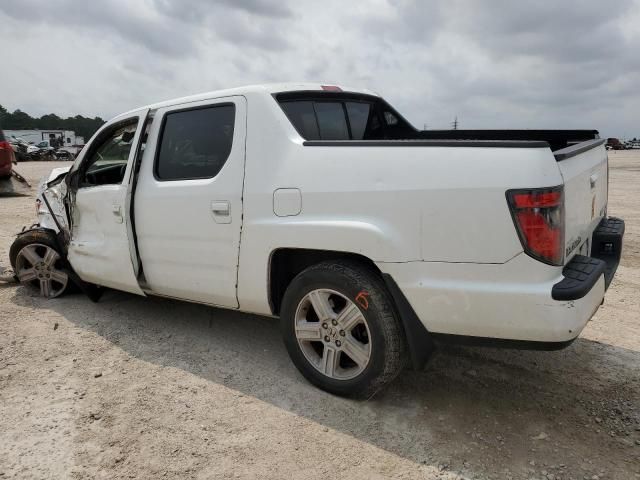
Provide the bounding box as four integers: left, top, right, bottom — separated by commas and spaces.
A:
0, 127, 16, 178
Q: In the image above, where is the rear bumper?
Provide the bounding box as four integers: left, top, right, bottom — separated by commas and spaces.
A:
378, 217, 624, 346
552, 217, 624, 300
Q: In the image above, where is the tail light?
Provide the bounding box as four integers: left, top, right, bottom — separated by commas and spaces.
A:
507, 186, 564, 265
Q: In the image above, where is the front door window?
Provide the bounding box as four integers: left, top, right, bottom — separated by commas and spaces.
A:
80, 122, 137, 187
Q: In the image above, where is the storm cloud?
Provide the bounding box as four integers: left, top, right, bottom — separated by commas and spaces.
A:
1, 0, 639, 137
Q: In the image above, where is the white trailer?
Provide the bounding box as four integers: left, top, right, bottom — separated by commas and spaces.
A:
4, 129, 85, 154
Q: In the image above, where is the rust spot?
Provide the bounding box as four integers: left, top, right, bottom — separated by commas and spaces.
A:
355, 290, 370, 310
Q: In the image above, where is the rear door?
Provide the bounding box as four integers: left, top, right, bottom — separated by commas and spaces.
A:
67, 110, 149, 294
556, 140, 608, 261
134, 96, 246, 307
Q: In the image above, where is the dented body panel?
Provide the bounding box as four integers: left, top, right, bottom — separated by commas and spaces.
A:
66, 110, 148, 295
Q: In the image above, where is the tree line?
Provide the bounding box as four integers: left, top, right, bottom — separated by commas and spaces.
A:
0, 104, 105, 142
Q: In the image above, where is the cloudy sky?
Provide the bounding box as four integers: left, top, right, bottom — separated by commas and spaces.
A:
1, 0, 639, 138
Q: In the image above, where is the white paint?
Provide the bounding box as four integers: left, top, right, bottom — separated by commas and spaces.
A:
557, 145, 609, 260
273, 188, 302, 217
33, 83, 612, 343
378, 253, 604, 342
66, 110, 148, 296
133, 96, 247, 308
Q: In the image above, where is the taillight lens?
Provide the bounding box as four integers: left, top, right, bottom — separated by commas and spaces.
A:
507, 186, 564, 265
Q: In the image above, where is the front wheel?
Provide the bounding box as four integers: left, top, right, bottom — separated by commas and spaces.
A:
9, 230, 71, 298
280, 261, 407, 398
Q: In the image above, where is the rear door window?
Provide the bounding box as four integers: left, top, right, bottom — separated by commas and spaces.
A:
155, 104, 235, 181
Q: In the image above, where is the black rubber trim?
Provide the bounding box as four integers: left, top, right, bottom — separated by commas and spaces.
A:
591, 217, 625, 289
381, 273, 435, 370
418, 129, 599, 142
431, 333, 577, 351
303, 139, 550, 148
553, 138, 606, 161
551, 254, 606, 301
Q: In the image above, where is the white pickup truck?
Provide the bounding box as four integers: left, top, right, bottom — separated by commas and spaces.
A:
9, 83, 625, 397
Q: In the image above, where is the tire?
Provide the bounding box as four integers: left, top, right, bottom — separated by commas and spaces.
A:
280, 260, 407, 398
9, 229, 72, 298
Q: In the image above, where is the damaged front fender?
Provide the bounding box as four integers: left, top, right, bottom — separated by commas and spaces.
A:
36, 166, 71, 236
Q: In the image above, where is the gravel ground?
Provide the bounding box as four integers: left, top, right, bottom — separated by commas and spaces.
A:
1, 153, 639, 480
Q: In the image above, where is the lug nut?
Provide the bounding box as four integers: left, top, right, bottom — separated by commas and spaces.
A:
324, 335, 330, 342
331, 319, 338, 326
322, 322, 328, 329
339, 330, 345, 336
335, 340, 342, 347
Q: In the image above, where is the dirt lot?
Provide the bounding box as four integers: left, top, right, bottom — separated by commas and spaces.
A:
1, 154, 639, 480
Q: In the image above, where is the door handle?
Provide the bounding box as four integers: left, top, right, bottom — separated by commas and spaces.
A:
112, 204, 123, 224
211, 201, 231, 224
590, 174, 598, 189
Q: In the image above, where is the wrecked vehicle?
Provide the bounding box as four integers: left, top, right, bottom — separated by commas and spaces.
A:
9, 83, 625, 397
0, 128, 14, 178
0, 127, 31, 194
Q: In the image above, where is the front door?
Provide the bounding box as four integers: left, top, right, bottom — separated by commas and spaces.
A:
66, 110, 148, 295
134, 96, 246, 308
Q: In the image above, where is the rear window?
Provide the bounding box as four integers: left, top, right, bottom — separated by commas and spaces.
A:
155, 104, 235, 181
279, 101, 320, 140
279, 98, 383, 141
313, 102, 349, 140
345, 102, 372, 139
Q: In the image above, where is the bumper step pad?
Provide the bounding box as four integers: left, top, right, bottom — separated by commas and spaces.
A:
552, 217, 625, 301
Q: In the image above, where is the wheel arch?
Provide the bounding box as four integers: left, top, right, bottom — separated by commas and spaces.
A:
268, 248, 380, 316
268, 247, 434, 370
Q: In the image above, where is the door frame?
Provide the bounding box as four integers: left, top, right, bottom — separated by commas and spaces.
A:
65, 108, 150, 294
133, 95, 247, 307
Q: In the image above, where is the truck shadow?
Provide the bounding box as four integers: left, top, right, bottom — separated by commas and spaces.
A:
15, 287, 640, 478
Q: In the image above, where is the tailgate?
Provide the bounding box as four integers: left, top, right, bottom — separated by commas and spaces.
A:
555, 139, 608, 263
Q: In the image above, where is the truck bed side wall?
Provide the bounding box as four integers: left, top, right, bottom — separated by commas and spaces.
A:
236, 94, 564, 316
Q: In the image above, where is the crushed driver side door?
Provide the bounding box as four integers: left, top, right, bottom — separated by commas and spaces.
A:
66, 109, 149, 295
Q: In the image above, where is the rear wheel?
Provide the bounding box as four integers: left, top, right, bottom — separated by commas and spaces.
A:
280, 261, 407, 398
9, 230, 70, 298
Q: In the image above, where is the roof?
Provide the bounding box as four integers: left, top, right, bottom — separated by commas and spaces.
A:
115, 83, 378, 120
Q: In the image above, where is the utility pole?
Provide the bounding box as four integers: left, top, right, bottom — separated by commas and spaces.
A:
451, 116, 458, 130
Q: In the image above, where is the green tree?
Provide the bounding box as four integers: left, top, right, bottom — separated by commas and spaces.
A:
0, 104, 105, 142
